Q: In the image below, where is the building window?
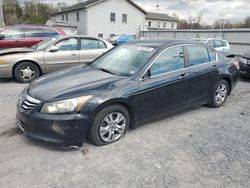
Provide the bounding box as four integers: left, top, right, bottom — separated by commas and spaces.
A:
157, 22, 161, 28
62, 14, 64, 21
171, 23, 174, 29
98, 33, 103, 38
122, 14, 127, 23
76, 12, 80, 21
148, 21, 151, 27
66, 14, 68, 21
110, 13, 116, 22
163, 22, 166, 28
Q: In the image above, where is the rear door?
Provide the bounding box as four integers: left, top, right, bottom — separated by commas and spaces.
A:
184, 45, 219, 104
44, 37, 80, 73
132, 46, 189, 122
79, 38, 108, 64
21, 27, 45, 48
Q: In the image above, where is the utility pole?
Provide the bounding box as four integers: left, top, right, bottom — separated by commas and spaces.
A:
0, 0, 4, 28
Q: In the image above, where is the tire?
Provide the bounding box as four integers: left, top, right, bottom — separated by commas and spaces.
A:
14, 62, 40, 83
89, 104, 130, 146
209, 79, 229, 108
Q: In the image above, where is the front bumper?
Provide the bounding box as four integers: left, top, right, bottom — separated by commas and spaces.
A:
16, 105, 92, 148
239, 61, 250, 76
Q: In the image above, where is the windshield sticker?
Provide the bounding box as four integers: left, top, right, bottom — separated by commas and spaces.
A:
137, 47, 154, 52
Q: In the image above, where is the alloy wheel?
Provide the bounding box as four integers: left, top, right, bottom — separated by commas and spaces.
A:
99, 112, 126, 143
215, 83, 227, 105
20, 66, 35, 81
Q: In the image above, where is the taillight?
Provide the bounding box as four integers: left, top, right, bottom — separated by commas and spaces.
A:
233, 61, 240, 70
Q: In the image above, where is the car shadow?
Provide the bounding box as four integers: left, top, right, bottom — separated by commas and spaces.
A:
128, 105, 202, 133
0, 78, 16, 83
240, 75, 250, 82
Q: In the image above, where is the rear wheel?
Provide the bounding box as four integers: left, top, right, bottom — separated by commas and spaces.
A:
89, 104, 130, 146
14, 62, 40, 83
209, 80, 229, 107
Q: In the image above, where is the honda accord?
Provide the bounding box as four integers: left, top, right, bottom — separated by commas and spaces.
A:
16, 40, 240, 148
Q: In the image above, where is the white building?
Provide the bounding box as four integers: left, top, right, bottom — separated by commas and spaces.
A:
51, 0, 178, 39
146, 12, 178, 30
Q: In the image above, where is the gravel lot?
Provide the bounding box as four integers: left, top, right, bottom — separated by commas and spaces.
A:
0, 77, 250, 188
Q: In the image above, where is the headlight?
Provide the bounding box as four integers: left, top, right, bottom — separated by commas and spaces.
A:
40, 95, 92, 114
0, 60, 7, 65
239, 57, 250, 64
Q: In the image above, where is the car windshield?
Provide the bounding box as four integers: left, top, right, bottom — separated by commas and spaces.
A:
30, 37, 58, 51
92, 44, 157, 76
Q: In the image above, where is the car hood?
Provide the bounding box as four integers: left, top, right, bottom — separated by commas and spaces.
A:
27, 65, 123, 101
0, 48, 35, 56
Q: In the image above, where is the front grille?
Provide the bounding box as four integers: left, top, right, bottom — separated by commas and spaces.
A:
21, 94, 41, 110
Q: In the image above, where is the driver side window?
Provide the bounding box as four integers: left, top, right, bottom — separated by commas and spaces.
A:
150, 46, 185, 77
55, 38, 78, 51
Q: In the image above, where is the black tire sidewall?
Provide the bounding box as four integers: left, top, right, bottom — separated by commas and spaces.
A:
14, 62, 40, 83
89, 104, 130, 146
211, 80, 229, 107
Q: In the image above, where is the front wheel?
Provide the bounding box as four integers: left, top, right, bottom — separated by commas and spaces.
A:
209, 80, 229, 107
14, 62, 40, 83
89, 104, 130, 146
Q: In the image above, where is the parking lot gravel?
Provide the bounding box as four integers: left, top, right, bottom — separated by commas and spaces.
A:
0, 77, 250, 188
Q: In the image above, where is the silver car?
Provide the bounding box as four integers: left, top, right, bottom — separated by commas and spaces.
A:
0, 35, 113, 83
193, 38, 230, 53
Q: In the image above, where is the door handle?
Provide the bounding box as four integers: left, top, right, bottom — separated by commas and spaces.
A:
179, 73, 189, 80
71, 53, 77, 56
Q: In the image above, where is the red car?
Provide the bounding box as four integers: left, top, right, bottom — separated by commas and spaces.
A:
0, 25, 66, 49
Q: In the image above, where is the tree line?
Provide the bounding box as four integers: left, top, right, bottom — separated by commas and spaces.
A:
2, 0, 56, 26
176, 13, 250, 29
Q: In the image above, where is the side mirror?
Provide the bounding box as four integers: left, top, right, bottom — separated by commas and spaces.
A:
142, 69, 151, 81
0, 34, 5, 40
49, 46, 59, 52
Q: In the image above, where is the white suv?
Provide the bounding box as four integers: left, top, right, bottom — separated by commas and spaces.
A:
194, 38, 230, 53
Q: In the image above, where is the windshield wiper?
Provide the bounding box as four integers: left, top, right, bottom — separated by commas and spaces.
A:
98, 68, 117, 75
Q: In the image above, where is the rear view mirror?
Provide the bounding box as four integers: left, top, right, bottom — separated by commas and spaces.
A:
0, 34, 5, 40
49, 46, 59, 52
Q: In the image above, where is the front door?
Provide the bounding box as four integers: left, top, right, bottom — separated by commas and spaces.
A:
44, 37, 80, 73
130, 46, 189, 123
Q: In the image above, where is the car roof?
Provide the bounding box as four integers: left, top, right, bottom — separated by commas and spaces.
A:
56, 35, 106, 40
127, 39, 208, 49
10, 24, 56, 29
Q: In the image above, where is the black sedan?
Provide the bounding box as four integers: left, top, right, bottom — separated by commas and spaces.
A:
238, 51, 250, 76
16, 40, 240, 148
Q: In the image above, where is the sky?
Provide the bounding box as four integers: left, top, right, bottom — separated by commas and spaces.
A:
28, 0, 250, 25
134, 0, 250, 25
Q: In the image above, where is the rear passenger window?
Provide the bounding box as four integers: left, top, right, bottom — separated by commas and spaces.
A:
150, 46, 184, 76
81, 39, 99, 49
98, 40, 107, 48
186, 45, 209, 66
222, 41, 227, 47
22, 28, 43, 38
207, 48, 217, 62
43, 28, 59, 37
214, 40, 223, 48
